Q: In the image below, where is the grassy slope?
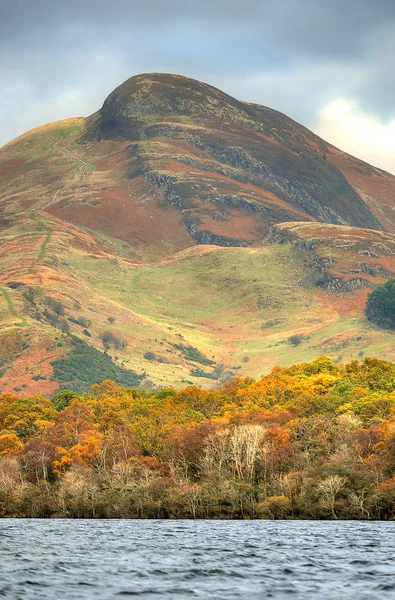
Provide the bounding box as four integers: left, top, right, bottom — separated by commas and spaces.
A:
0, 118, 394, 394
66, 241, 395, 379
0, 216, 394, 392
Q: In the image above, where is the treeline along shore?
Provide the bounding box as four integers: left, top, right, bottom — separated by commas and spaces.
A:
1, 356, 395, 519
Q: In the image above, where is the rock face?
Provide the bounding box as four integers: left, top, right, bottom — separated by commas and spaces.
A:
265, 222, 395, 294
80, 73, 389, 248
98, 73, 248, 134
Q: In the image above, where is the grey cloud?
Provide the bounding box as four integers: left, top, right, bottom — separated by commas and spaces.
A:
2, 0, 395, 54
1, 0, 395, 167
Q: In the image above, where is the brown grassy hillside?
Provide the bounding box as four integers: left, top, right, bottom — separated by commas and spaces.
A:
0, 74, 394, 393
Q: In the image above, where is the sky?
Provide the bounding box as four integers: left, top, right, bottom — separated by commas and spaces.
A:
1, 0, 395, 173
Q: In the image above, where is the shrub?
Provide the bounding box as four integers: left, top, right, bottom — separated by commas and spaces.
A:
43, 310, 70, 332
256, 496, 292, 519
366, 279, 395, 329
99, 331, 126, 350
190, 368, 215, 379
44, 297, 65, 316
144, 351, 156, 361
58, 319, 70, 333
69, 316, 91, 328
315, 277, 327, 288
173, 344, 214, 366
23, 287, 37, 305
289, 334, 304, 346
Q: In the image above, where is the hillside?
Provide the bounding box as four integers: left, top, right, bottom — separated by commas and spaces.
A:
0, 73, 394, 393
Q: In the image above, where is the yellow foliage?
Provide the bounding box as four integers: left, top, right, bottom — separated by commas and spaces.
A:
0, 432, 23, 457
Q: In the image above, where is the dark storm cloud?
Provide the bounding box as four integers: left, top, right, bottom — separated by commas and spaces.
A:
2, 0, 394, 57
1, 0, 395, 172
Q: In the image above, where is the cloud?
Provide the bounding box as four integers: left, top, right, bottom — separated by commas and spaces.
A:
219, 61, 369, 121
0, 45, 132, 145
0, 0, 394, 174
313, 99, 395, 173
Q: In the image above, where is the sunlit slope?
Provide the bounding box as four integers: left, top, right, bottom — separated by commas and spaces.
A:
0, 217, 394, 393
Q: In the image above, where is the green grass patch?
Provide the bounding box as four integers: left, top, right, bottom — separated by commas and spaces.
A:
0, 287, 27, 326
37, 230, 52, 262
26, 122, 83, 161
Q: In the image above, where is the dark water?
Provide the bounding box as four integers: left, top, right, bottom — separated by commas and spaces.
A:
0, 520, 394, 599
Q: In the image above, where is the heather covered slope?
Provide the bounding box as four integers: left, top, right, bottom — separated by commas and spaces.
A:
84, 73, 385, 243
0, 73, 395, 393
2, 73, 395, 260
0, 218, 394, 395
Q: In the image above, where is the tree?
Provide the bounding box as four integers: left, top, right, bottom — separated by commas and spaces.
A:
229, 424, 265, 481
0, 432, 23, 457
99, 331, 126, 351
256, 495, 292, 519
51, 390, 79, 412
107, 425, 138, 465
44, 297, 65, 316
5, 356, 395, 518
47, 402, 96, 449
0, 458, 23, 516
3, 397, 55, 439
173, 386, 224, 418
288, 334, 304, 346
318, 475, 346, 519
21, 440, 56, 482
366, 279, 395, 329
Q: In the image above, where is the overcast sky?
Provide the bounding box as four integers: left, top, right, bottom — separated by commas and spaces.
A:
1, 0, 395, 173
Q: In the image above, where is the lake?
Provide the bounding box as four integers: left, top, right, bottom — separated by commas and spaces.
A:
0, 520, 394, 598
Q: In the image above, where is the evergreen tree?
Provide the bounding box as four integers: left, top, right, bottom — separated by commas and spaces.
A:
366, 278, 395, 329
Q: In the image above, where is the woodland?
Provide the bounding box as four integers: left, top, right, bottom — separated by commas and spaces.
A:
1, 356, 395, 519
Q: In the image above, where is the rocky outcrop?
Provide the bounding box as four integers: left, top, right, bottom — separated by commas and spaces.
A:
350, 263, 390, 278
83, 72, 384, 245
265, 223, 395, 294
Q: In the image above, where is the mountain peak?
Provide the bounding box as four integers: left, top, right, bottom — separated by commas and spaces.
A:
109, 72, 229, 97
96, 72, 247, 138
104, 72, 242, 110
84, 72, 384, 235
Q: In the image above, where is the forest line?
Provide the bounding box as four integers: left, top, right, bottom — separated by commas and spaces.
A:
1, 356, 395, 519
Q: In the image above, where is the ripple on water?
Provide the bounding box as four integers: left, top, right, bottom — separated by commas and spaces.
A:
0, 520, 394, 599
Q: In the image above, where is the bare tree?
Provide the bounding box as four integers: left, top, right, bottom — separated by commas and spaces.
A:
318, 475, 345, 519
229, 424, 265, 481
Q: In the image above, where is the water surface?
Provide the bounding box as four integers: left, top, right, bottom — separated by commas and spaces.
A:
0, 520, 394, 598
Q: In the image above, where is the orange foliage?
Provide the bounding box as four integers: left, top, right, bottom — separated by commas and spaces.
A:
2, 357, 395, 518
0, 432, 23, 457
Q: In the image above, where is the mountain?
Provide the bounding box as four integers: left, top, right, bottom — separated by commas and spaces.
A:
0, 72, 394, 394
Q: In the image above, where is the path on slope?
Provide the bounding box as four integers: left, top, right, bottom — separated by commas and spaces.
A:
40, 138, 89, 211
0, 286, 27, 327
30, 137, 91, 272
